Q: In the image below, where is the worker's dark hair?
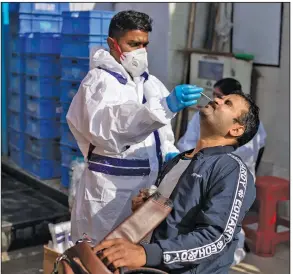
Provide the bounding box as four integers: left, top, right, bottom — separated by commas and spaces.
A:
109, 10, 153, 39
214, 78, 242, 95
228, 90, 260, 147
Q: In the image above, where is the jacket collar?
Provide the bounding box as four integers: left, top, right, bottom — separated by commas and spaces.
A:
182, 145, 235, 160
198, 145, 235, 156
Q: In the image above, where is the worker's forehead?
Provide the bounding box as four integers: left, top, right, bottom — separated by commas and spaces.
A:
120, 30, 149, 41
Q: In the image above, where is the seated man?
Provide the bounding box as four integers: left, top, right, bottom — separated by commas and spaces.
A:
95, 90, 259, 274
177, 78, 266, 181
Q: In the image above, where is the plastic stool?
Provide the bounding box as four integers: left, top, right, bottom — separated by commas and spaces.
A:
243, 176, 289, 257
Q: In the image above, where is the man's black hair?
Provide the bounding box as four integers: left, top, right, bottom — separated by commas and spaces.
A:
229, 90, 260, 147
214, 78, 242, 95
109, 10, 153, 39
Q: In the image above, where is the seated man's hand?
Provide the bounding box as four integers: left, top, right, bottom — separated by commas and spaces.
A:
131, 189, 149, 212
95, 238, 146, 271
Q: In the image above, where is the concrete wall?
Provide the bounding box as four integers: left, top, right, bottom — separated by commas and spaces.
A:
167, 3, 189, 90
255, 3, 290, 181
254, 3, 290, 218
167, 3, 210, 90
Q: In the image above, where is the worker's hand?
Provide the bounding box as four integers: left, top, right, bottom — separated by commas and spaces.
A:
166, 84, 203, 113
131, 189, 149, 212
95, 238, 146, 270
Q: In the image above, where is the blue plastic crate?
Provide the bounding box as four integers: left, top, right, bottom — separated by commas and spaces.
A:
61, 103, 70, 123
17, 14, 32, 33
23, 152, 61, 179
9, 3, 20, 13
25, 75, 60, 98
9, 73, 24, 94
10, 34, 26, 54
19, 14, 62, 34
26, 96, 61, 119
10, 13, 20, 34
61, 165, 71, 188
60, 79, 80, 103
33, 3, 69, 15
8, 92, 25, 113
9, 143, 24, 168
25, 134, 60, 160
25, 115, 60, 139
18, 3, 32, 13
25, 55, 61, 77
61, 57, 88, 81
61, 122, 78, 148
62, 11, 115, 35
25, 33, 61, 55
61, 34, 108, 58
9, 110, 26, 132
8, 127, 25, 150
19, 3, 69, 15
10, 54, 25, 74
60, 143, 82, 168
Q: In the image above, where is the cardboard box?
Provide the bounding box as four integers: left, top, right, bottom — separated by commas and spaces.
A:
43, 245, 61, 274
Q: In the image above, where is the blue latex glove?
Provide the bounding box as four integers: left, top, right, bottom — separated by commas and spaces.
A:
166, 84, 203, 113
165, 152, 180, 162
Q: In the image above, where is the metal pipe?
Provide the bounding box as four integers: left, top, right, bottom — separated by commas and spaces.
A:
174, 2, 197, 142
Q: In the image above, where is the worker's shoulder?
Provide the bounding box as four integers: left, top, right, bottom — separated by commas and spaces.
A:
80, 67, 115, 88
80, 68, 101, 85
148, 74, 166, 86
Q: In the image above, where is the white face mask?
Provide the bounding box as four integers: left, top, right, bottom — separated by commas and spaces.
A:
120, 48, 148, 77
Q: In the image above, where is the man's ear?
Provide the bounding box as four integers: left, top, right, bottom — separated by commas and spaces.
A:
107, 37, 115, 50
229, 124, 245, 138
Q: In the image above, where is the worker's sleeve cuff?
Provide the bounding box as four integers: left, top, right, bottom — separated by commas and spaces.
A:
140, 243, 163, 267
161, 97, 176, 120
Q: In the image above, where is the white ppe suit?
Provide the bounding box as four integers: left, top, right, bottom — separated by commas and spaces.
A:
67, 49, 179, 244
177, 112, 267, 180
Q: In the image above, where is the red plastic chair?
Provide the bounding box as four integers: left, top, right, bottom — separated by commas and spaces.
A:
243, 176, 290, 257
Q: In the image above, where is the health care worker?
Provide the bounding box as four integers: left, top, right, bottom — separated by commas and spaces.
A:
67, 10, 203, 244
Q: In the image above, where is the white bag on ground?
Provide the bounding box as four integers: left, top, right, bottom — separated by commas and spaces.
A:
48, 221, 73, 253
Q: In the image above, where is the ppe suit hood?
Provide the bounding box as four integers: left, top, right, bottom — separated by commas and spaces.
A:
91, 49, 131, 80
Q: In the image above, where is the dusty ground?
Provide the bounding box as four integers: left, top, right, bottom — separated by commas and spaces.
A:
229, 242, 289, 274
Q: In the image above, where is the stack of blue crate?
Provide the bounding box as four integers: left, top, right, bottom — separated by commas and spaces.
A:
23, 32, 63, 180
11, 3, 69, 34
8, 3, 69, 180
59, 10, 115, 187
8, 33, 26, 168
